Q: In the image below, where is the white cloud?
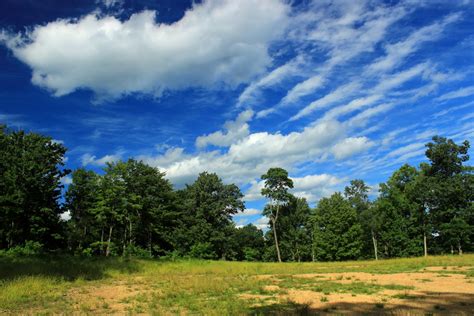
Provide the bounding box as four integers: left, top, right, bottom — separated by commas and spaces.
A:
386, 142, 425, 158
290, 82, 361, 121
196, 110, 253, 148
81, 152, 122, 166
60, 210, 71, 221
233, 208, 261, 217
237, 57, 303, 107
1, 0, 289, 100
97, 0, 124, 8
60, 175, 73, 185
367, 13, 461, 74
331, 137, 375, 160
436, 86, 474, 101
252, 216, 269, 230
245, 173, 343, 203
281, 75, 325, 105
140, 118, 371, 187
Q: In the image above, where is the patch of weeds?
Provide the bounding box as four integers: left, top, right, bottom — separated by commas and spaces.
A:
309, 281, 413, 295
320, 296, 328, 302
392, 293, 421, 300
419, 278, 432, 282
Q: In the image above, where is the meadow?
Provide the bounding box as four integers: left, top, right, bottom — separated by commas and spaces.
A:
0, 254, 473, 315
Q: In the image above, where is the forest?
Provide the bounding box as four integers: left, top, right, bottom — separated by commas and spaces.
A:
0, 124, 473, 262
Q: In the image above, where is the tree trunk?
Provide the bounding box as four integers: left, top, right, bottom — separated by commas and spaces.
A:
272, 204, 282, 262
106, 226, 113, 257
458, 242, 462, 256
122, 226, 127, 255
451, 244, 454, 255
423, 232, 428, 257
100, 227, 104, 255
371, 230, 378, 260
129, 219, 133, 246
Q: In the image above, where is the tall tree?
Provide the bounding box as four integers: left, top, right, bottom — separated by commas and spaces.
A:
418, 136, 472, 255
312, 193, 363, 261
65, 168, 100, 252
344, 180, 375, 259
376, 164, 423, 258
0, 125, 69, 250
176, 172, 244, 259
261, 167, 294, 262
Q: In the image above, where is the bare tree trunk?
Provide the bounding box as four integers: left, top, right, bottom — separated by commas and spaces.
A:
451, 244, 454, 255
272, 204, 282, 262
129, 219, 133, 245
423, 232, 428, 257
371, 230, 378, 260
100, 227, 104, 255
122, 226, 127, 255
458, 242, 462, 256
106, 226, 113, 257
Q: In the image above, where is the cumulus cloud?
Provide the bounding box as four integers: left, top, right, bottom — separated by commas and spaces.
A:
331, 137, 374, 160
233, 208, 261, 217
196, 110, 253, 148
245, 173, 343, 203
252, 216, 269, 230
1, 0, 289, 100
140, 117, 372, 187
81, 152, 122, 166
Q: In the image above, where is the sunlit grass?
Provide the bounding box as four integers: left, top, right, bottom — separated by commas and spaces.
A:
0, 254, 473, 314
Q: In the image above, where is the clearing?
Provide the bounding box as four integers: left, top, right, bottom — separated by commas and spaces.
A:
0, 255, 473, 314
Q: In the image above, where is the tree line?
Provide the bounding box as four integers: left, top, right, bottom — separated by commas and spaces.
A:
0, 124, 472, 261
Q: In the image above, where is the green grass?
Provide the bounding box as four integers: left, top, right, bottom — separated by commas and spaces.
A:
0, 254, 473, 314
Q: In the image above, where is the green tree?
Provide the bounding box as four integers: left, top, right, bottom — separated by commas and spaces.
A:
0, 125, 69, 250
418, 136, 472, 255
312, 193, 363, 261
344, 180, 375, 259
232, 224, 265, 261
267, 196, 312, 262
376, 164, 423, 258
176, 172, 244, 259
261, 167, 294, 262
65, 168, 100, 252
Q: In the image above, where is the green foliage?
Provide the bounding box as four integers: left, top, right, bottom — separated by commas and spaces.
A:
175, 172, 244, 259
0, 126, 69, 250
4, 241, 44, 256
312, 193, 363, 261
189, 242, 217, 259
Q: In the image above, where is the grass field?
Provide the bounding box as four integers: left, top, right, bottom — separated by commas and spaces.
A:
1, 254, 473, 315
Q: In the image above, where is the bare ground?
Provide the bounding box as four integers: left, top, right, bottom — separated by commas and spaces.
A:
64, 266, 474, 315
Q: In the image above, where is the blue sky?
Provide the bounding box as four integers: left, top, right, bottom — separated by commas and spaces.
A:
1, 0, 473, 228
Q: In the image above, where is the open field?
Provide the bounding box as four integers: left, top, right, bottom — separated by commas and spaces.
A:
1, 255, 473, 315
